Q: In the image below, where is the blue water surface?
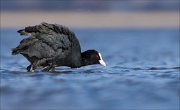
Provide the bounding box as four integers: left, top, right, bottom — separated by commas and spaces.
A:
0, 28, 179, 110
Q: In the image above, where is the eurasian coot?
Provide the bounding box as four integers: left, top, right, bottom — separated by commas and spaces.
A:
12, 22, 106, 72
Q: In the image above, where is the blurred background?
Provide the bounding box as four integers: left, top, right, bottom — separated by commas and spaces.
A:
1, 0, 180, 110
1, 0, 179, 28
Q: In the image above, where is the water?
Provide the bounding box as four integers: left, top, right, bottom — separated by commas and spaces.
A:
1, 28, 179, 110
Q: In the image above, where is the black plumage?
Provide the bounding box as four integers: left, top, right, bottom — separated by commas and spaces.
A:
12, 22, 106, 72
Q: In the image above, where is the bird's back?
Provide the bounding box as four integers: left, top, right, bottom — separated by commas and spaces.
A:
12, 22, 82, 67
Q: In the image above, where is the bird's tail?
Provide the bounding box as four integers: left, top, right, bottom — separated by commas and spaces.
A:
17, 29, 28, 35
11, 48, 20, 55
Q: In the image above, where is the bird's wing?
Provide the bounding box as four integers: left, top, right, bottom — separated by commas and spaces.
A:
17, 22, 77, 50
12, 37, 38, 55
12, 34, 72, 59
17, 22, 76, 37
35, 33, 72, 58
13, 22, 81, 64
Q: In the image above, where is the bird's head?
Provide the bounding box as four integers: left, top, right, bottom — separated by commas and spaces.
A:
81, 50, 106, 67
